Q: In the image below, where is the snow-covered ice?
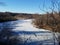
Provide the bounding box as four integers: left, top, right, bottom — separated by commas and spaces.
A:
13, 19, 49, 31
0, 19, 58, 45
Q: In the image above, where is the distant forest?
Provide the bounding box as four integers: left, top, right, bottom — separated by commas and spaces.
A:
0, 12, 35, 22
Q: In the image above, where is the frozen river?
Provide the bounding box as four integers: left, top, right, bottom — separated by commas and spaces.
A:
0, 19, 59, 45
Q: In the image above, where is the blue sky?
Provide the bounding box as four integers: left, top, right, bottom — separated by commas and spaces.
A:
0, 0, 59, 14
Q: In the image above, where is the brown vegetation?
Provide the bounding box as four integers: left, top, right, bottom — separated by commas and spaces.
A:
0, 12, 33, 22
33, 12, 60, 33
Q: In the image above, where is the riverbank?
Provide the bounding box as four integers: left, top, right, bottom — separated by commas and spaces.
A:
0, 12, 33, 22
32, 13, 60, 33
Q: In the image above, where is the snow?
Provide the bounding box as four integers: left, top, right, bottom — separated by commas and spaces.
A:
0, 19, 58, 45
13, 19, 49, 31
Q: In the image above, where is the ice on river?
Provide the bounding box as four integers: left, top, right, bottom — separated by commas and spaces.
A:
0, 19, 58, 45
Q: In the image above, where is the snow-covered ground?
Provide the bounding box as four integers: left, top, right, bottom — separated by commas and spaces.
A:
0, 19, 59, 45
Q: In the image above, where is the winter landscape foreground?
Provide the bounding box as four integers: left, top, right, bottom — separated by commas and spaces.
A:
0, 19, 59, 45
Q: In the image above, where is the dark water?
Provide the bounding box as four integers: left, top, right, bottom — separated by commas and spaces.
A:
0, 19, 59, 45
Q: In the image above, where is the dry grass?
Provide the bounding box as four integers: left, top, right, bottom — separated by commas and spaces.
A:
33, 13, 60, 33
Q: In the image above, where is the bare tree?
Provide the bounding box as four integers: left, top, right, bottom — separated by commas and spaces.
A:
39, 0, 60, 45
